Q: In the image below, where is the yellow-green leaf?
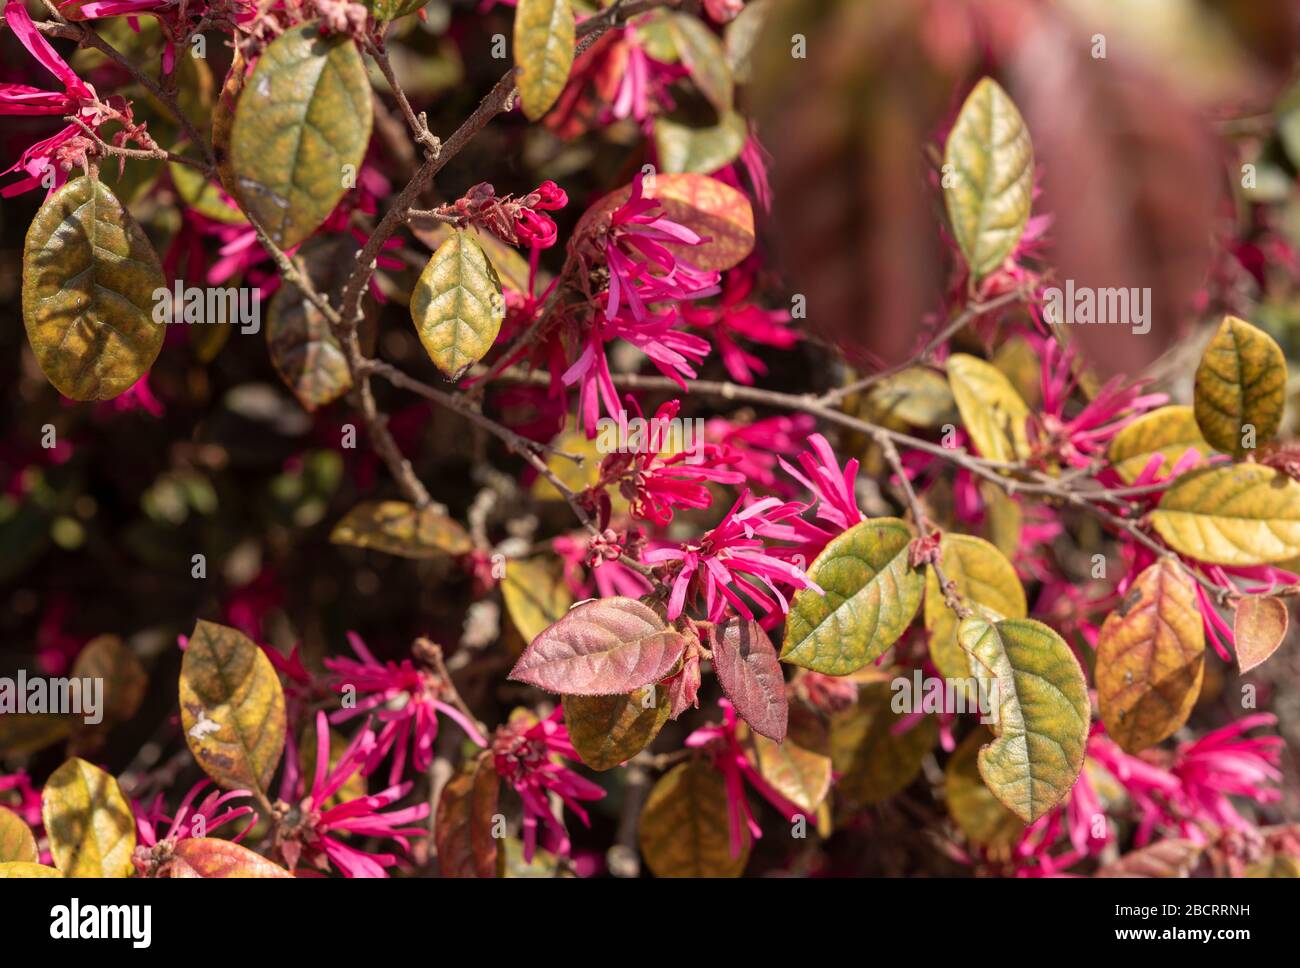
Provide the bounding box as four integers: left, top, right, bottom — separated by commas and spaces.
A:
413, 222, 534, 295
670, 13, 733, 112
1107, 405, 1212, 483
957, 617, 1090, 822
1096, 559, 1205, 753
42, 758, 136, 878
830, 683, 937, 806
741, 705, 831, 813
945, 727, 1025, 849
170, 161, 246, 224
267, 275, 352, 412
514, 0, 575, 121
502, 557, 573, 644
781, 518, 924, 675
0, 862, 62, 878
563, 685, 670, 770
654, 111, 748, 174
180, 620, 287, 794
410, 230, 505, 380
22, 176, 166, 400
639, 760, 748, 877
925, 533, 1026, 683
1235, 595, 1289, 674
230, 23, 373, 248
1193, 315, 1287, 457
367, 0, 427, 21
864, 367, 958, 428
1149, 465, 1300, 566
942, 77, 1034, 279
0, 807, 38, 863
947, 353, 1031, 463
330, 500, 473, 558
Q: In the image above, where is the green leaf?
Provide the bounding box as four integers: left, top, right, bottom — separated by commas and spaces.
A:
925, 533, 1026, 683
1107, 405, 1212, 483
267, 274, 352, 412
942, 77, 1034, 279
741, 705, 831, 813
864, 367, 958, 428
410, 230, 506, 380
170, 160, 246, 225
413, 223, 534, 295
330, 500, 473, 558
781, 518, 924, 675
42, 758, 136, 877
230, 23, 373, 248
563, 685, 670, 770
947, 353, 1031, 463
1149, 465, 1300, 566
21, 176, 166, 400
669, 13, 733, 112
1193, 315, 1287, 456
957, 617, 1090, 822
514, 0, 575, 121
0, 807, 38, 863
944, 727, 1025, 849
639, 760, 748, 877
180, 620, 287, 794
170, 838, 294, 877
367, 0, 427, 21
502, 557, 574, 644
830, 682, 937, 806
1096, 559, 1205, 753
654, 111, 748, 174
724, 0, 772, 84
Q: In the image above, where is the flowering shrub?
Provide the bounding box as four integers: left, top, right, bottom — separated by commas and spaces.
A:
2, 0, 1300, 881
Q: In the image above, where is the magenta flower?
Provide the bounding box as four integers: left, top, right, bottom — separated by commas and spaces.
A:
276, 711, 431, 877
780, 432, 864, 559
1, 1, 100, 196
706, 413, 816, 495
686, 700, 808, 858
326, 632, 487, 786
132, 780, 255, 875
1032, 340, 1165, 469
1170, 712, 1282, 838
594, 171, 721, 323
681, 270, 799, 384
0, 771, 43, 829
491, 709, 605, 862
643, 490, 821, 623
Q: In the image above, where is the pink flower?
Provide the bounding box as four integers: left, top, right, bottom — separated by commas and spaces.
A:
1171, 712, 1282, 838
686, 700, 808, 858
706, 413, 816, 495
779, 432, 864, 560
276, 711, 431, 877
643, 490, 821, 623
681, 270, 799, 384
1032, 341, 1165, 469
132, 780, 255, 875
492, 709, 605, 862
703, 0, 744, 23
325, 632, 487, 786
594, 171, 721, 324
0, 771, 43, 829
1, 1, 99, 196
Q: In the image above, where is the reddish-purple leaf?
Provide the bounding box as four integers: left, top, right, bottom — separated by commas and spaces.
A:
711, 618, 788, 742
665, 640, 703, 720
508, 597, 688, 695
